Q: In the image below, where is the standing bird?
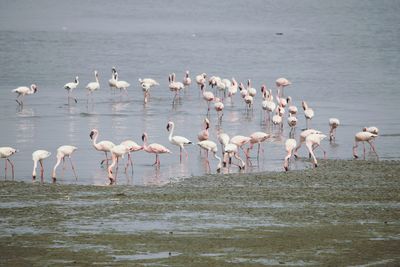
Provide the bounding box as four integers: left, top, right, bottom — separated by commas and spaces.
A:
86, 70, 100, 104
261, 86, 276, 124
0, 147, 18, 179
227, 78, 238, 103
217, 130, 230, 157
214, 97, 224, 123
284, 139, 297, 171
168, 73, 184, 103
114, 72, 130, 95
230, 135, 251, 159
89, 129, 115, 167
142, 132, 171, 167
64, 76, 79, 104
287, 113, 298, 138
223, 143, 245, 170
197, 140, 222, 172
305, 133, 327, 167
247, 132, 270, 159
166, 121, 192, 163
353, 131, 378, 159
183, 70, 192, 87
246, 79, 257, 97
286, 96, 298, 115
139, 78, 159, 104
108, 67, 117, 89
329, 118, 340, 142
196, 73, 207, 89
12, 84, 38, 106
107, 144, 132, 184
276, 77, 291, 97
52, 145, 78, 183
201, 84, 215, 115
293, 129, 322, 158
32, 150, 51, 182
197, 118, 210, 142
302, 101, 314, 129
120, 139, 143, 173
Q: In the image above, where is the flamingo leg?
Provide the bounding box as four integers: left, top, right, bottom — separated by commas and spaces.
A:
152, 154, 158, 166
353, 141, 359, 159
61, 157, 66, 179
39, 160, 44, 182
4, 158, 7, 180
367, 140, 379, 159
115, 157, 119, 182
363, 142, 366, 160
7, 159, 14, 180
68, 157, 78, 181
179, 147, 182, 163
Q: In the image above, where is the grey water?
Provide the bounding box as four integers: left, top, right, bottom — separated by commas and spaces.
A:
0, 0, 399, 185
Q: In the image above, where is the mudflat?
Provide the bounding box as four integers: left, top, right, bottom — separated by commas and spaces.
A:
0, 159, 399, 266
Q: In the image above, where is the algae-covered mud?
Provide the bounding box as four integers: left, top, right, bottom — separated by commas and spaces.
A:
0, 160, 399, 266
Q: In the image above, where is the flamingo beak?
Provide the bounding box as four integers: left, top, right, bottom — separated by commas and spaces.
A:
166, 124, 170, 131
142, 134, 145, 141
89, 131, 94, 139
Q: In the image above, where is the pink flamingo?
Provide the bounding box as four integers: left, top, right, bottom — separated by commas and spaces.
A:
305, 133, 327, 168
107, 144, 134, 184
302, 101, 314, 129
353, 131, 378, 159
284, 139, 297, 171
32, 150, 51, 182
12, 84, 38, 106
247, 132, 270, 159
196, 73, 207, 89
223, 143, 245, 170
293, 129, 322, 158
167, 121, 192, 163
169, 73, 184, 103
214, 97, 224, 122
230, 135, 251, 159
0, 147, 18, 179
142, 132, 171, 167
120, 140, 143, 172
201, 84, 215, 114
197, 140, 222, 172
197, 118, 210, 142
183, 70, 192, 87
90, 129, 115, 167
276, 77, 291, 97
329, 118, 340, 142
52, 145, 78, 183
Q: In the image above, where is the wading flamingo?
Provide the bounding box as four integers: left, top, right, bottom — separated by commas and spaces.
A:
353, 131, 378, 159
52, 145, 78, 183
247, 132, 270, 159
108, 67, 117, 89
89, 129, 115, 167
196, 73, 207, 89
139, 78, 159, 103
230, 135, 251, 159
12, 84, 38, 106
120, 139, 143, 173
86, 70, 100, 104
32, 150, 51, 182
107, 144, 133, 184
197, 118, 210, 142
329, 118, 340, 142
197, 140, 222, 172
287, 113, 298, 138
201, 84, 215, 114
223, 143, 245, 170
183, 70, 191, 87
64, 76, 79, 104
168, 73, 184, 104
302, 101, 314, 129
284, 139, 297, 171
293, 129, 322, 158
0, 147, 18, 179
276, 77, 291, 97
142, 132, 171, 167
166, 121, 192, 163
114, 72, 130, 95
305, 133, 327, 167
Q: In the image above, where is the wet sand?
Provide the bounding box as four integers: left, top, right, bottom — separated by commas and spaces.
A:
0, 159, 399, 266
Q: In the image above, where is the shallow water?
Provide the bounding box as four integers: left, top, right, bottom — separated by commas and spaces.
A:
0, 0, 399, 185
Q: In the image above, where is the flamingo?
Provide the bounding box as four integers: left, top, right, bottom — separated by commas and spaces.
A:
230, 135, 251, 159
52, 145, 78, 183
284, 139, 297, 171
195, 73, 207, 89
214, 97, 224, 122
246, 79, 257, 97
272, 107, 284, 132
363, 126, 379, 135
208, 76, 221, 88
64, 76, 79, 104
142, 132, 171, 167
166, 121, 192, 162
108, 67, 117, 89
89, 129, 115, 167
86, 70, 100, 104
168, 73, 184, 103
120, 139, 143, 172
227, 78, 238, 102
201, 84, 215, 114
114, 72, 130, 95
197, 140, 222, 172
276, 77, 291, 97
197, 118, 210, 142
293, 129, 322, 158
215, 79, 226, 98
305, 133, 327, 167
32, 150, 51, 182
107, 144, 131, 184
247, 132, 270, 159
139, 78, 159, 104
302, 101, 314, 129
287, 113, 298, 138
223, 143, 245, 170
183, 70, 192, 87
329, 118, 340, 142
261, 86, 276, 124
286, 96, 298, 115
12, 84, 38, 106
0, 147, 18, 179
353, 131, 378, 159
217, 130, 230, 157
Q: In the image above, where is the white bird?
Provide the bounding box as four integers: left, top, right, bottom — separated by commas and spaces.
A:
261, 86, 276, 123
89, 129, 115, 167
286, 96, 298, 115
276, 77, 291, 97
139, 78, 159, 103
183, 70, 192, 87
230, 135, 251, 159
12, 84, 38, 106
223, 143, 245, 170
217, 130, 230, 156
166, 121, 192, 162
329, 118, 340, 142
246, 79, 257, 97
247, 132, 270, 159
108, 67, 117, 89
227, 78, 238, 102
284, 139, 297, 171
86, 70, 100, 103
114, 72, 130, 95
305, 133, 327, 167
32, 150, 51, 181
287, 113, 298, 138
201, 85, 215, 114
142, 132, 171, 167
195, 73, 207, 88
64, 76, 79, 104
302, 101, 314, 129
293, 129, 322, 158
169, 73, 184, 103
353, 131, 378, 159
197, 140, 222, 172
363, 126, 379, 135
214, 97, 224, 122
0, 147, 18, 180
107, 144, 132, 184
272, 107, 284, 132
120, 139, 143, 173
52, 145, 78, 183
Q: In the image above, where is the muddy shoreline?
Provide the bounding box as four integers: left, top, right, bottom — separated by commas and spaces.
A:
0, 159, 399, 266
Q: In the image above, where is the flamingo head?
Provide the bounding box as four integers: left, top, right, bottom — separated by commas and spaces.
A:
89, 129, 98, 139
200, 84, 204, 91
31, 84, 38, 93
75, 76, 79, 83
261, 84, 266, 93
111, 66, 116, 73
238, 83, 244, 91
141, 133, 148, 142
166, 121, 173, 131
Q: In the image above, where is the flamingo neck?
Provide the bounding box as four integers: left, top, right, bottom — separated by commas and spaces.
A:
92, 132, 99, 148
168, 125, 174, 142
32, 160, 38, 177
